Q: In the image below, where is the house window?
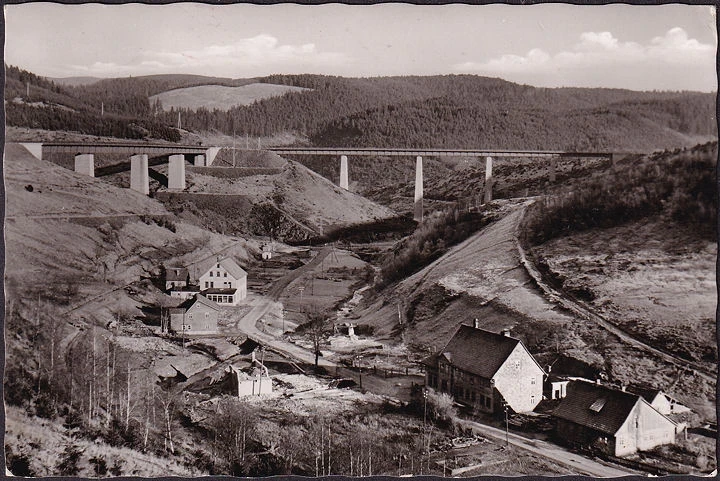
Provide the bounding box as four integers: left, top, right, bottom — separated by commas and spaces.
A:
205, 281, 209, 288
210, 271, 213, 277
217, 263, 220, 268
531, 395, 535, 405
205, 312, 209, 318
217, 271, 221, 277
210, 282, 214, 288
224, 272, 228, 277
514, 360, 521, 369
531, 377, 536, 385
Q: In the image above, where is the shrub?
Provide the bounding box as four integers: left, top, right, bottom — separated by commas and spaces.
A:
89, 455, 108, 477
56, 443, 84, 476
6, 445, 36, 477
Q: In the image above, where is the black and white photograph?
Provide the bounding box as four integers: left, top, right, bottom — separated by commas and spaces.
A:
2, 2, 717, 477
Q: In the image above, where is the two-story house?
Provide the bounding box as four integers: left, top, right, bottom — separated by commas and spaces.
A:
169, 294, 220, 335
422, 322, 546, 414
198, 257, 247, 306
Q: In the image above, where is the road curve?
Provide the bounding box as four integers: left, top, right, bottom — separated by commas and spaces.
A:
456, 419, 637, 477
231, 246, 337, 367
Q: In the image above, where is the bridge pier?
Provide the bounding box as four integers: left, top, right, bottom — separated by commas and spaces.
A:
549, 157, 557, 183
484, 156, 493, 203
168, 154, 186, 190
414, 156, 423, 222
74, 154, 95, 177
340, 155, 349, 190
130, 154, 150, 195
194, 154, 206, 167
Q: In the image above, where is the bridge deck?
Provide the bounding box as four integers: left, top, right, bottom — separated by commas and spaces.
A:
267, 147, 612, 158
42, 142, 209, 155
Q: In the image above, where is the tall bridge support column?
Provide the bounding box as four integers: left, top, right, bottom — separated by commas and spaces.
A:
168, 154, 186, 190
483, 156, 493, 203
414, 156, 424, 222
549, 158, 557, 183
194, 154, 206, 167
339, 155, 349, 190
130, 154, 150, 195
74, 154, 95, 177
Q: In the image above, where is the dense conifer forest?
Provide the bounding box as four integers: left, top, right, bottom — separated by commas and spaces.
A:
5, 66, 716, 152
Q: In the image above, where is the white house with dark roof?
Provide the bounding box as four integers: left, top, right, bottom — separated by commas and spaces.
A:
198, 257, 247, 306
625, 385, 691, 416
552, 380, 677, 457
422, 322, 546, 414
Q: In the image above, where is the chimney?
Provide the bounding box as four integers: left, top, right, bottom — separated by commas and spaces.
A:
473, 318, 480, 329
596, 379, 601, 385
547, 365, 552, 373
501, 329, 511, 337
621, 385, 626, 392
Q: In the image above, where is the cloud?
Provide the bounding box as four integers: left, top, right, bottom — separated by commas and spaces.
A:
70, 34, 348, 77
454, 28, 716, 91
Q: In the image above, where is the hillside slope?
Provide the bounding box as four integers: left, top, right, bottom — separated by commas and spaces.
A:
353, 198, 716, 420
145, 152, 398, 240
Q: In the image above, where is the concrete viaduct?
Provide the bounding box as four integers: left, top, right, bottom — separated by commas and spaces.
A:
268, 148, 615, 221
41, 142, 221, 195
40, 143, 613, 222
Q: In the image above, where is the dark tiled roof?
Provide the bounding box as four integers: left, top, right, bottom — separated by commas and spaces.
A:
204, 288, 237, 295
165, 267, 189, 282
179, 294, 221, 311
170, 285, 199, 292
168, 308, 185, 314
552, 381, 641, 435
440, 325, 520, 379
625, 385, 662, 404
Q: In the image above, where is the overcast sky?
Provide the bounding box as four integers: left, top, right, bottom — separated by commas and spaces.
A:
4, 3, 717, 92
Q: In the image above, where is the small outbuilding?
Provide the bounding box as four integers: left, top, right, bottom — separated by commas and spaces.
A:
625, 385, 691, 416
552, 380, 676, 457
169, 285, 200, 301
165, 266, 189, 291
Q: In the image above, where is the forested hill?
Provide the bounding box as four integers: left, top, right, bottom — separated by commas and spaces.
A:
5, 66, 717, 152
159, 74, 717, 151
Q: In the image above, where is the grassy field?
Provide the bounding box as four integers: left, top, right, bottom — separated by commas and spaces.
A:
150, 83, 310, 112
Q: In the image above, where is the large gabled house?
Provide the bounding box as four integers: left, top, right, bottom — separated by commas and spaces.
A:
552, 380, 677, 457
198, 257, 247, 306
422, 322, 546, 414
169, 294, 221, 335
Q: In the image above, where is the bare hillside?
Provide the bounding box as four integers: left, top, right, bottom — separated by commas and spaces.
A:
354, 199, 716, 420
150, 83, 310, 111
178, 156, 397, 236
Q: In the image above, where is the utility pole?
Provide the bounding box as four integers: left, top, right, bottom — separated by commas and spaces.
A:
26, 82, 29, 98
177, 111, 181, 129
504, 402, 509, 447
101, 102, 104, 117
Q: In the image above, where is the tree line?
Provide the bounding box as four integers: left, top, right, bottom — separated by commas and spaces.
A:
520, 142, 718, 247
